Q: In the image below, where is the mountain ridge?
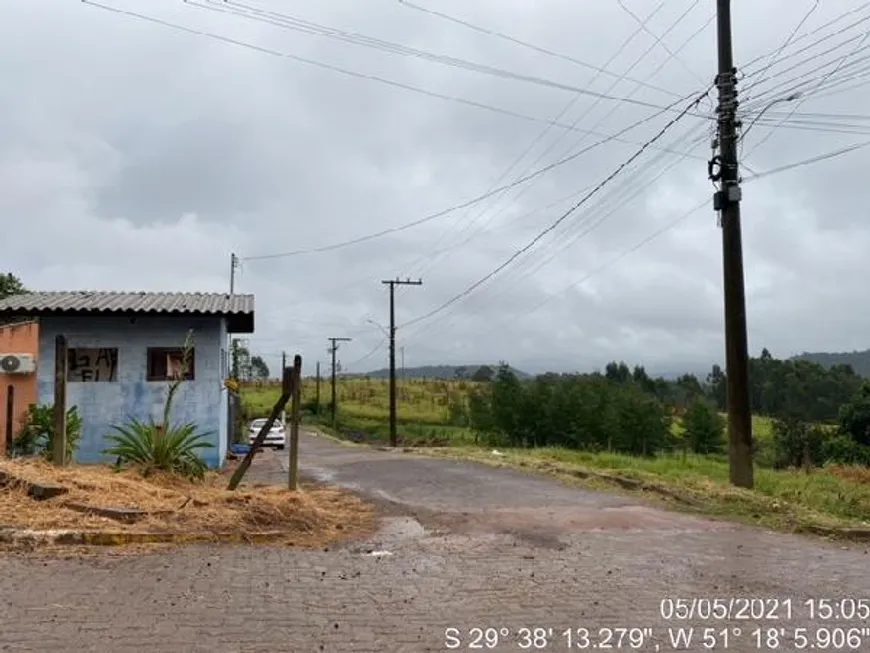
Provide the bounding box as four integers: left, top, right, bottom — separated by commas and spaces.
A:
790, 349, 870, 377
353, 364, 531, 380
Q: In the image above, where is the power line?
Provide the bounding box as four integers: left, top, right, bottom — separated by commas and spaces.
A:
743, 138, 870, 181
394, 0, 681, 99
741, 1, 870, 78
241, 89, 708, 261
747, 0, 821, 89
470, 198, 710, 341
401, 1, 714, 281
183, 0, 687, 113
401, 121, 710, 342
615, 0, 707, 85
84, 0, 711, 186
461, 133, 870, 342
740, 9, 870, 101
745, 29, 870, 158
345, 338, 388, 369
400, 89, 710, 330
398, 0, 674, 280
81, 2, 724, 264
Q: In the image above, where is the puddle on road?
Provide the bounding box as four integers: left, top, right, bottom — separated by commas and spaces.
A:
348, 517, 428, 556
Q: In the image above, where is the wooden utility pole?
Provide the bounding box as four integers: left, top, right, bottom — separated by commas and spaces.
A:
315, 361, 321, 414
281, 351, 286, 370
52, 335, 68, 466
228, 366, 294, 490
288, 354, 302, 490
714, 0, 753, 489
381, 278, 423, 447
328, 337, 352, 430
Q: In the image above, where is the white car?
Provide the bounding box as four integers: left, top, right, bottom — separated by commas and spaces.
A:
247, 418, 286, 450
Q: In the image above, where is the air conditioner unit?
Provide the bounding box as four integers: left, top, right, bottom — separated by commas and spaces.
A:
0, 353, 36, 374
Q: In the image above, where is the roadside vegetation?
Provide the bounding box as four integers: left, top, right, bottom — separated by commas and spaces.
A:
241, 350, 870, 533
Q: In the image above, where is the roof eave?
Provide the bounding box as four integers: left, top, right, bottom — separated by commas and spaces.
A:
0, 309, 255, 334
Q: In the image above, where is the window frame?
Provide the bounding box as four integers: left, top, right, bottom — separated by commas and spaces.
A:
146, 347, 196, 382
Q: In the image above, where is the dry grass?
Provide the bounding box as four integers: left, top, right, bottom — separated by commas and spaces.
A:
0, 459, 375, 547
827, 464, 870, 484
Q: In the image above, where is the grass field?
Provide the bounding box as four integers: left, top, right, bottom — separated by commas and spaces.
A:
240, 377, 869, 533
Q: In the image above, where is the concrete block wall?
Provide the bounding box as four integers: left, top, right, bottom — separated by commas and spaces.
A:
37, 316, 228, 468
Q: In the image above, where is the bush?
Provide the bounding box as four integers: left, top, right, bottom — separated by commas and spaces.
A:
11, 403, 82, 461
771, 417, 826, 469
103, 418, 214, 480
446, 393, 469, 427
683, 400, 726, 454
821, 434, 870, 466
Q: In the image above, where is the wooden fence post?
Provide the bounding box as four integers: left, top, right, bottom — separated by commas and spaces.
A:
288, 355, 302, 490
227, 366, 294, 491
52, 335, 68, 466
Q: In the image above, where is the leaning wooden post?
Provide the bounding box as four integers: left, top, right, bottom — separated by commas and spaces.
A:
227, 366, 294, 491
52, 335, 68, 466
288, 354, 302, 490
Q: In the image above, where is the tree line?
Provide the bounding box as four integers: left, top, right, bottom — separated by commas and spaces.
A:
460, 350, 870, 468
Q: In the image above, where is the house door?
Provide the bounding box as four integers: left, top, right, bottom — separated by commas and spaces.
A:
5, 384, 13, 455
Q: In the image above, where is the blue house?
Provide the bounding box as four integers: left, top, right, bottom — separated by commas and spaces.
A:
0, 291, 255, 469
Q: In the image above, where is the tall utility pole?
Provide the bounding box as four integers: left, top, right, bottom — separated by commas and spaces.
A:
315, 361, 321, 414
714, 0, 753, 489
228, 253, 239, 379
328, 337, 352, 430
229, 253, 238, 294
381, 278, 423, 447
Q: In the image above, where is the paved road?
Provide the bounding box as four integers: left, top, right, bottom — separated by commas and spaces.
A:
1, 432, 868, 652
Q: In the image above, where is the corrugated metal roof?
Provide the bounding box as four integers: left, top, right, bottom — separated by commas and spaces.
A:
0, 291, 254, 315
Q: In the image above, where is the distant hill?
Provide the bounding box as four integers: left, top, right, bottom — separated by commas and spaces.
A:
791, 349, 870, 377
353, 364, 531, 380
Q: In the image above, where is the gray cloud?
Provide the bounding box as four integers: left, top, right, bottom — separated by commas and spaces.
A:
2, 0, 868, 377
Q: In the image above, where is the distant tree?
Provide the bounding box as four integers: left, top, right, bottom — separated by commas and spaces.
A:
250, 355, 270, 380
0, 273, 26, 300
838, 382, 870, 447
471, 365, 494, 383
604, 361, 631, 384
454, 366, 468, 380
706, 364, 727, 411
682, 399, 726, 454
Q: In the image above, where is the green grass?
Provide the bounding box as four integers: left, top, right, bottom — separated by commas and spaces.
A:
240, 379, 870, 534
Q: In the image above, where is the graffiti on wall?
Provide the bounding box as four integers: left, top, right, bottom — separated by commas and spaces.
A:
67, 348, 118, 382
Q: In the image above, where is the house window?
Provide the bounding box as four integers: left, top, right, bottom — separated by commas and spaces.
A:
147, 348, 195, 381
67, 348, 119, 382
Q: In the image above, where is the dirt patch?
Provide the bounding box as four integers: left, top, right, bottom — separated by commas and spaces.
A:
0, 459, 375, 547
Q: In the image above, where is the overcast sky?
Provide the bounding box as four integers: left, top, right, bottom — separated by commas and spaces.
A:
2, 0, 869, 377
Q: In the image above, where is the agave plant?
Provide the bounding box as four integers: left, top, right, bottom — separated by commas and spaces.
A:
103, 418, 213, 481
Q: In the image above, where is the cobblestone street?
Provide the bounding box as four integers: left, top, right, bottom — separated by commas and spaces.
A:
2, 433, 868, 652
